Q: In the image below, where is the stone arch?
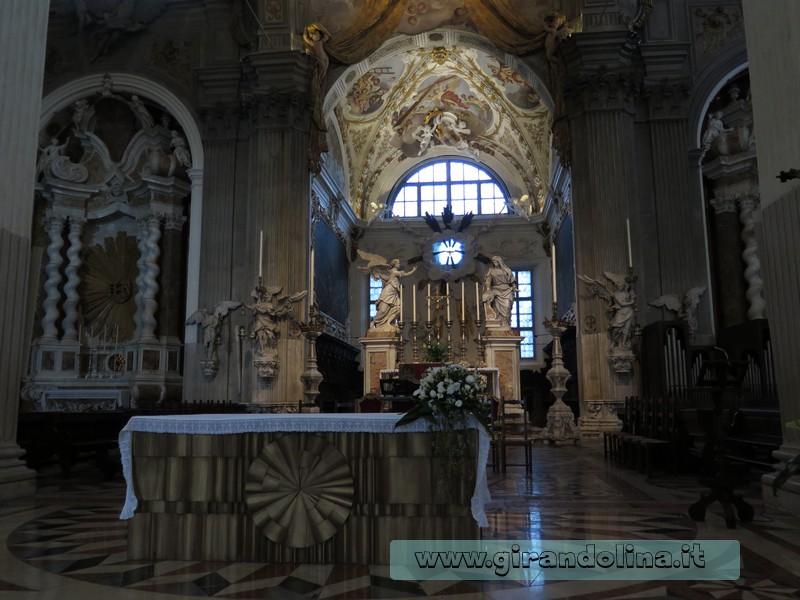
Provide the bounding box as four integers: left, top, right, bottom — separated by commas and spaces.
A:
39, 72, 205, 330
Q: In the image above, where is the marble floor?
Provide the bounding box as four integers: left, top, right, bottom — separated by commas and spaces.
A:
1, 442, 799, 600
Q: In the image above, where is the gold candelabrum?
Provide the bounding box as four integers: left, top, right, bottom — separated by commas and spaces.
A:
409, 321, 420, 361
458, 319, 469, 365
474, 319, 486, 367
395, 320, 406, 369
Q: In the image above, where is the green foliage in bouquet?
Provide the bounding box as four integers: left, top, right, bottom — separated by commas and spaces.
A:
395, 364, 490, 490
422, 341, 449, 363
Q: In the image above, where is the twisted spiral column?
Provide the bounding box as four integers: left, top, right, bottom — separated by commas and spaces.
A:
40, 216, 66, 341
739, 196, 766, 320
61, 217, 86, 341
133, 218, 149, 339
136, 214, 163, 341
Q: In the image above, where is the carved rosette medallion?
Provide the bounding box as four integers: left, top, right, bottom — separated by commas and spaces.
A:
245, 433, 354, 548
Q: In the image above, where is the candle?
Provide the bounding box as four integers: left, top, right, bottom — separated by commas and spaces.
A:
259, 230, 263, 278
626, 218, 633, 269
114, 324, 119, 354
475, 281, 480, 320
427, 283, 431, 321
446, 282, 451, 321
309, 245, 315, 304
412, 284, 417, 321
399, 284, 403, 322
461, 281, 465, 321
551, 243, 558, 304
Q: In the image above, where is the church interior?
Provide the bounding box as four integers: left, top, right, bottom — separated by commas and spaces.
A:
1, 0, 800, 598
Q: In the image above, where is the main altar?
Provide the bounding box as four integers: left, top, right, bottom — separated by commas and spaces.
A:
120, 413, 489, 564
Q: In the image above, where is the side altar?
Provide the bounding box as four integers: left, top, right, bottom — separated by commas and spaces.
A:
120, 413, 489, 564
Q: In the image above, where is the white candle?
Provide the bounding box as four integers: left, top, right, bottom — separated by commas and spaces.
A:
399, 284, 403, 321
309, 245, 315, 304
461, 281, 465, 321
114, 324, 119, 354
427, 283, 431, 321
551, 243, 558, 304
259, 230, 264, 278
626, 218, 633, 269
412, 285, 417, 321
446, 282, 451, 321
475, 281, 480, 320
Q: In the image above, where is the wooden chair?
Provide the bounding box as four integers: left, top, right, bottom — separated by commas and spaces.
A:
493, 399, 532, 474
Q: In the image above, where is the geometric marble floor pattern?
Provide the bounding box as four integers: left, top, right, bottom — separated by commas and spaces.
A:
2, 442, 800, 599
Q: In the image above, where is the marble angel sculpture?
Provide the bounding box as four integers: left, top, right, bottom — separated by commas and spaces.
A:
356, 249, 417, 331
245, 285, 307, 356
543, 10, 575, 65
186, 300, 242, 361
170, 130, 192, 168
578, 271, 637, 348
649, 286, 706, 339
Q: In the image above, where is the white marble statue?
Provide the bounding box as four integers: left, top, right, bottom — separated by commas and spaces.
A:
482, 256, 518, 327
36, 137, 70, 179
578, 271, 637, 349
701, 111, 733, 155
245, 285, 307, 356
649, 286, 706, 339
129, 95, 155, 129
186, 300, 242, 361
357, 249, 416, 331
170, 130, 192, 168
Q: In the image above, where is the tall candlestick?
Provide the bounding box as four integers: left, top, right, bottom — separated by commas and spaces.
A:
475, 281, 481, 320
626, 218, 633, 269
551, 243, 558, 304
412, 284, 417, 321
461, 281, 465, 321
259, 230, 264, 278
427, 283, 431, 320
446, 282, 451, 321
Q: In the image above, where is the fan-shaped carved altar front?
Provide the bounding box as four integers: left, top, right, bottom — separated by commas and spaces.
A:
245, 433, 354, 548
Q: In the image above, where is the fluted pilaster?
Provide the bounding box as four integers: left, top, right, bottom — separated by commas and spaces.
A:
160, 215, 185, 340
40, 216, 67, 341
62, 217, 86, 341
0, 0, 48, 499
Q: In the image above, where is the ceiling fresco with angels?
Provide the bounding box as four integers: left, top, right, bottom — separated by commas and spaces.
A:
324, 39, 553, 221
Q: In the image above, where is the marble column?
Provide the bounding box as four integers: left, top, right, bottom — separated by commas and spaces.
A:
738, 195, 766, 320
564, 37, 640, 435
40, 215, 66, 341
160, 214, 186, 341
709, 196, 748, 328
741, 0, 800, 513
0, 0, 49, 499
133, 214, 163, 341
642, 75, 712, 335
62, 217, 86, 341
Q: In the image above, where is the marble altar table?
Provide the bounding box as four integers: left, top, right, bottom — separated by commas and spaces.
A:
119, 413, 489, 564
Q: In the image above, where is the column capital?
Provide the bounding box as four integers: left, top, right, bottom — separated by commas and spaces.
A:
44, 214, 67, 233
643, 78, 691, 120
710, 196, 738, 215
163, 214, 186, 231
738, 194, 761, 211
565, 65, 643, 115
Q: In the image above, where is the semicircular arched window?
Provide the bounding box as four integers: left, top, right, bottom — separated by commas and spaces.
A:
386, 159, 510, 218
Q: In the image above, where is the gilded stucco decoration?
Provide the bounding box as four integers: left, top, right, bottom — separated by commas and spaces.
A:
328, 40, 552, 220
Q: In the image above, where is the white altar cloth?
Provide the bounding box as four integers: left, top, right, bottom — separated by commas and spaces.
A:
119, 412, 491, 527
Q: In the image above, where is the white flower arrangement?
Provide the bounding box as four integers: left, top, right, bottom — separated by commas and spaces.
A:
395, 364, 489, 431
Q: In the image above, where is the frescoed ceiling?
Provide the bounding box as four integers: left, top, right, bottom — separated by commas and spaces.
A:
321, 31, 554, 221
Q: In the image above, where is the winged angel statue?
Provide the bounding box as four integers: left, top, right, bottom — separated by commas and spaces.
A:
578, 271, 637, 349
649, 287, 706, 339
357, 250, 416, 332
186, 301, 242, 362
244, 286, 307, 357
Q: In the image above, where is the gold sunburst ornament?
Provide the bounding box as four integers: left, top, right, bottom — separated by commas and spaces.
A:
245, 433, 354, 548
79, 231, 138, 343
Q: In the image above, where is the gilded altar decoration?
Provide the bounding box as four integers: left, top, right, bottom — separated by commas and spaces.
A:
245, 433, 354, 548
396, 364, 488, 489
79, 231, 139, 343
